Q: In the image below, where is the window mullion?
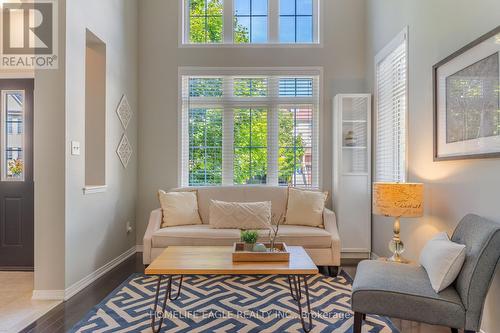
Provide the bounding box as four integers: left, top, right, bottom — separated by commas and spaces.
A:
313, 0, 319, 43
222, 108, 234, 185
267, 76, 279, 185
267, 105, 279, 186
222, 77, 234, 185
223, 0, 233, 43
268, 0, 279, 43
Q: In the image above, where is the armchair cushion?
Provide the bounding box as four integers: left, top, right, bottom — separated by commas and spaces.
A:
352, 260, 465, 329
419, 232, 466, 293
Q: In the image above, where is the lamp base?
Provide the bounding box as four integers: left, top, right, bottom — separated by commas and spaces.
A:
379, 254, 410, 264
385, 217, 410, 264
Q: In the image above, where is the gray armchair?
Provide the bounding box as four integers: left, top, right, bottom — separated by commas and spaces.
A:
351, 214, 500, 333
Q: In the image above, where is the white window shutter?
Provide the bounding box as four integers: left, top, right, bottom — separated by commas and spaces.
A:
375, 29, 408, 183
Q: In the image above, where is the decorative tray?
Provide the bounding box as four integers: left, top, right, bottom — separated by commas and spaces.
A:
232, 242, 290, 262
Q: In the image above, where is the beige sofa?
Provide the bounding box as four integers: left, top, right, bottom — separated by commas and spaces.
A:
143, 186, 341, 275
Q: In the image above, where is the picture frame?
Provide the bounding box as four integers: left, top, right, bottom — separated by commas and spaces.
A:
433, 25, 500, 161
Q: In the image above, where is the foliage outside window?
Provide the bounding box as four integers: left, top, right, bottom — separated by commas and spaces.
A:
181, 71, 320, 187
189, 0, 223, 43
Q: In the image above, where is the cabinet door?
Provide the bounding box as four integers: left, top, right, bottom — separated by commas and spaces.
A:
334, 95, 372, 257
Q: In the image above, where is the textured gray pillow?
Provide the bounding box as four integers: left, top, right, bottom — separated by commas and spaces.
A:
419, 232, 466, 293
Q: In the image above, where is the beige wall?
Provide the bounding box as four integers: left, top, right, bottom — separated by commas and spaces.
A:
137, 0, 367, 243
365, 0, 500, 332
33, 0, 66, 292
65, 0, 138, 287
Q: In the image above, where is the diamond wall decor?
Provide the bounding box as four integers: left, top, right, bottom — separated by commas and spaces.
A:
117, 134, 132, 168
116, 94, 132, 129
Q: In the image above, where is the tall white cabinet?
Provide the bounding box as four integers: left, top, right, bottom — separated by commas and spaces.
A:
332, 94, 372, 259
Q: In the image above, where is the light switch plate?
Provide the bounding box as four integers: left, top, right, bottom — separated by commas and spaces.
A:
71, 141, 81, 155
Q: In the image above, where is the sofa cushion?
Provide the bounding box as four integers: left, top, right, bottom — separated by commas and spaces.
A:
152, 225, 332, 248
352, 260, 465, 329
152, 225, 241, 247
158, 190, 202, 228
209, 200, 272, 229
174, 186, 288, 224
285, 188, 327, 227
257, 225, 332, 248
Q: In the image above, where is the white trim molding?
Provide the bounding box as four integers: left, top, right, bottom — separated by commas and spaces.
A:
32, 289, 65, 301
64, 246, 137, 300
135, 244, 144, 253
33, 246, 137, 301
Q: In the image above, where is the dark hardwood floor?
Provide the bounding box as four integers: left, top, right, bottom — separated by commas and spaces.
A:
21, 253, 144, 333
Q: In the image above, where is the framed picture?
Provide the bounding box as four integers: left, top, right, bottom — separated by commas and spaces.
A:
433, 26, 500, 161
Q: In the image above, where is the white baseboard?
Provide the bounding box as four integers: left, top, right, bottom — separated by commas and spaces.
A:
64, 246, 137, 300
32, 289, 65, 300
135, 244, 144, 252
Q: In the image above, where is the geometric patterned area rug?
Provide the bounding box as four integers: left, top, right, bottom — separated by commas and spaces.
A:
70, 271, 399, 333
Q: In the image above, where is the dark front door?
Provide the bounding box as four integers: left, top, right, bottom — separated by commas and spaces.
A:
0, 79, 34, 270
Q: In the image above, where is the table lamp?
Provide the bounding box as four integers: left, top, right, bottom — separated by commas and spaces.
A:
372, 182, 424, 263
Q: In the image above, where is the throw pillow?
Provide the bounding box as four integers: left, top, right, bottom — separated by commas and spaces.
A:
285, 187, 328, 227
419, 232, 466, 293
158, 190, 202, 228
209, 200, 272, 229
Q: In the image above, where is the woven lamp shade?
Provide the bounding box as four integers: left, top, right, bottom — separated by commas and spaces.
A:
373, 183, 424, 218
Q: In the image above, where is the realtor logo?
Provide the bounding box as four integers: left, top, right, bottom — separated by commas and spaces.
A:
1, 0, 58, 69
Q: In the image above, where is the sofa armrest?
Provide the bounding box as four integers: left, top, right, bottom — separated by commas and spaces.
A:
324, 208, 341, 266
323, 208, 339, 238
143, 208, 162, 265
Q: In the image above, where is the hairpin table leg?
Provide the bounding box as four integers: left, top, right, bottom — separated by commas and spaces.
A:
289, 275, 313, 333
169, 275, 184, 301
151, 275, 172, 333
288, 275, 298, 301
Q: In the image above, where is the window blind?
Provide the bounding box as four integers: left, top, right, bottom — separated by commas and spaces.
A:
375, 30, 407, 183
180, 70, 320, 188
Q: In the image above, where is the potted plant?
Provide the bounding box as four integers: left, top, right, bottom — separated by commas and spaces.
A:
240, 230, 259, 251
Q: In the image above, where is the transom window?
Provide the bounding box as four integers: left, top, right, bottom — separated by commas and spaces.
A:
180, 69, 321, 187
182, 0, 320, 45
279, 0, 313, 43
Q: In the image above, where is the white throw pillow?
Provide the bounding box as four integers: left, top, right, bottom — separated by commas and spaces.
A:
209, 200, 271, 230
158, 190, 202, 228
419, 232, 466, 293
285, 188, 327, 227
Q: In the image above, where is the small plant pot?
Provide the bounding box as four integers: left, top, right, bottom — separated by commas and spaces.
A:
243, 243, 254, 252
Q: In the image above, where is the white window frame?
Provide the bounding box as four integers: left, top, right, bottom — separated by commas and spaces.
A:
374, 27, 409, 183
179, 0, 322, 47
178, 66, 323, 188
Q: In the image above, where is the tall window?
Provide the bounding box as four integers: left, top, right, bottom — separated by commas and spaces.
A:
180, 69, 320, 187
183, 0, 320, 45
375, 28, 408, 182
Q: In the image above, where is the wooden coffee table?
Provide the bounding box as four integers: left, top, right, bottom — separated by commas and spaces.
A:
145, 246, 318, 333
